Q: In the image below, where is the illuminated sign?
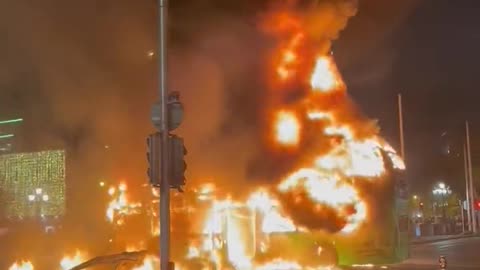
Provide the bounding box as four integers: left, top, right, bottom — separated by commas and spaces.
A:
0, 150, 65, 218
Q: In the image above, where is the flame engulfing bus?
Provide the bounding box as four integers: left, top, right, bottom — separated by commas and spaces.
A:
170, 2, 411, 268
168, 37, 409, 269
171, 165, 408, 269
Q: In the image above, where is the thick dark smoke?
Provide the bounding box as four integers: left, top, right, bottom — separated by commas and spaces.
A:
279, 191, 351, 233
0, 0, 358, 232
276, 153, 399, 233
0, 3, 365, 259
0, 0, 272, 253
0, 0, 422, 258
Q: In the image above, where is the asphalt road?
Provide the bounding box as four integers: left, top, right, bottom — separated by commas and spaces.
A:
405, 236, 480, 269
2, 236, 478, 270
343, 237, 480, 270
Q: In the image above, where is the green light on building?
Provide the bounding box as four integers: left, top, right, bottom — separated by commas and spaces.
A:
0, 134, 14, 140
0, 118, 23, 125
0, 150, 66, 218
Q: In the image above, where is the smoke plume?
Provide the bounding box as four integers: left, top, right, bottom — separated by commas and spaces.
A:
0, 0, 362, 194
0, 0, 360, 232
0, 0, 266, 250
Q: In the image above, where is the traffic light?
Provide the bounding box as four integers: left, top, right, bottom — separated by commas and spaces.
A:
149, 92, 186, 190
475, 199, 480, 211
147, 132, 161, 187
169, 134, 187, 190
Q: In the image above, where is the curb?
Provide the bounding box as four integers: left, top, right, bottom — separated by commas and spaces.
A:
411, 234, 478, 245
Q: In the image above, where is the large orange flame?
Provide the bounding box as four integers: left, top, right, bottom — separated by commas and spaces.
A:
172, 5, 404, 270
106, 182, 142, 225
275, 111, 301, 146
60, 250, 88, 270
132, 255, 160, 270
263, 9, 405, 234
310, 56, 344, 92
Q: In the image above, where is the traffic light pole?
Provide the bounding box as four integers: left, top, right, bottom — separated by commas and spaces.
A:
158, 0, 171, 269
464, 144, 473, 232
466, 121, 477, 234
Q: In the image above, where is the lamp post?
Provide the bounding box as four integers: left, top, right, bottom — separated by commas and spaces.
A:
411, 195, 423, 222
459, 199, 465, 233
27, 188, 49, 218
433, 183, 451, 220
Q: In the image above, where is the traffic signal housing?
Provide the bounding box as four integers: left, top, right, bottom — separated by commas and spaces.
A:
147, 133, 161, 187
169, 135, 187, 190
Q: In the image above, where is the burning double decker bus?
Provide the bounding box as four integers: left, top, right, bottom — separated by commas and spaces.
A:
168, 4, 410, 267
170, 166, 407, 269
106, 1, 410, 268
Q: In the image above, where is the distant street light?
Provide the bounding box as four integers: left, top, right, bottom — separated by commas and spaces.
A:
413, 195, 418, 200
433, 182, 450, 194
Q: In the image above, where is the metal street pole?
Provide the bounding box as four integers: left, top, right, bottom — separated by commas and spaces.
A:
460, 200, 465, 233
464, 144, 472, 231
398, 94, 405, 161
442, 193, 446, 220
466, 121, 477, 233
158, 0, 171, 269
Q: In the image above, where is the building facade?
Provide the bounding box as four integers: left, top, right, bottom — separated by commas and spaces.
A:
0, 150, 66, 219
0, 118, 22, 154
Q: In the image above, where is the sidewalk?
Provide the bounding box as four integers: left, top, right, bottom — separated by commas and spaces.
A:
410, 232, 476, 245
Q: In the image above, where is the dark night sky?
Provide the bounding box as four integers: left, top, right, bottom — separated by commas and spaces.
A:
335, 0, 480, 195
1, 0, 480, 198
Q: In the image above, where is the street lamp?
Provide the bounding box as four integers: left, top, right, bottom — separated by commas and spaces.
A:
27, 187, 49, 218
433, 183, 451, 195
